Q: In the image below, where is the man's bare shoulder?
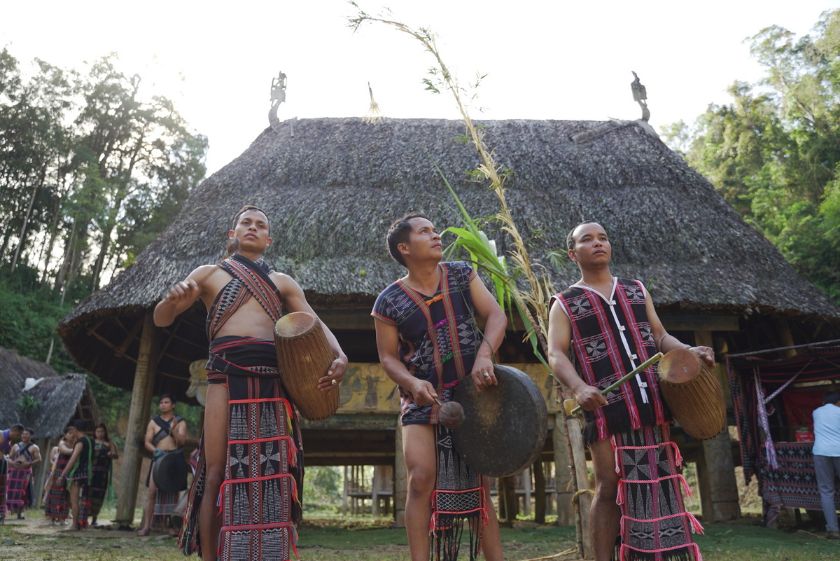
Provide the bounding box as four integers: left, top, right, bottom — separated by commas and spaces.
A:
189, 264, 222, 282
269, 271, 300, 292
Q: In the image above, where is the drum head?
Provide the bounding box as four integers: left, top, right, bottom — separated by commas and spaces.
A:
153, 450, 188, 493
452, 364, 548, 477
275, 311, 316, 338
658, 348, 700, 384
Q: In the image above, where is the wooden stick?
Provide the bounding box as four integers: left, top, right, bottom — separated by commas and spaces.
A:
563, 352, 663, 417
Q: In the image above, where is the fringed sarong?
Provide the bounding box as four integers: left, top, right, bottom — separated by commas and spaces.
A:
614, 426, 703, 561
89, 444, 112, 517
0, 457, 7, 521
431, 424, 485, 561
6, 465, 32, 513
45, 454, 71, 521
179, 337, 303, 561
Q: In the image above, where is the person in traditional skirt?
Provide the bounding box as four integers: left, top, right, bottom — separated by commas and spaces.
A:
7, 428, 41, 519
44, 426, 75, 525
372, 214, 507, 561
137, 395, 187, 536
0, 424, 24, 523
155, 205, 348, 561
58, 420, 95, 530
89, 423, 118, 527
548, 222, 714, 561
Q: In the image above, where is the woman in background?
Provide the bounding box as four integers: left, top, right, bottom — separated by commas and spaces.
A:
89, 423, 118, 527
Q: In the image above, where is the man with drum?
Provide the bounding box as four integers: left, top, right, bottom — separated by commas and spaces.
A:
372, 213, 506, 561
547, 222, 713, 561
154, 204, 347, 561
137, 394, 187, 536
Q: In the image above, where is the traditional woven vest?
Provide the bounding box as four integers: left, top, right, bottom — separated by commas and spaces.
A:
554, 278, 669, 442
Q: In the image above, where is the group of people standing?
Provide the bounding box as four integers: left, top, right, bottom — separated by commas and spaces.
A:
152, 205, 713, 561
0, 420, 117, 530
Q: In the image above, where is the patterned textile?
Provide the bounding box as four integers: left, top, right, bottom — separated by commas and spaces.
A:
0, 456, 6, 521
758, 442, 840, 511
553, 279, 667, 444
371, 261, 479, 425
431, 424, 484, 561
180, 254, 303, 561
44, 453, 70, 521
89, 441, 112, 517
614, 426, 702, 561
68, 435, 94, 529
6, 442, 35, 513
372, 261, 486, 560
154, 490, 180, 518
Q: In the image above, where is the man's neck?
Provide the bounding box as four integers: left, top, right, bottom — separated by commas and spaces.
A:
579, 265, 613, 287
405, 260, 441, 292
235, 250, 263, 262
159, 412, 175, 420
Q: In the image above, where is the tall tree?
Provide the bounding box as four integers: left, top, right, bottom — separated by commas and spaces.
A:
664, 9, 840, 301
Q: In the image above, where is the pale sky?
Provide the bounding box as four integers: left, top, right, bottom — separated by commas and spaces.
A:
3, 1, 838, 175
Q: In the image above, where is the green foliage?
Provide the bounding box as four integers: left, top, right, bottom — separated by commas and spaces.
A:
664, 9, 840, 301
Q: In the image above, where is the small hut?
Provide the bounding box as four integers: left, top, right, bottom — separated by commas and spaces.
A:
58, 118, 840, 525
0, 346, 98, 504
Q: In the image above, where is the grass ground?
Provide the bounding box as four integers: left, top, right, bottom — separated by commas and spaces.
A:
0, 508, 836, 560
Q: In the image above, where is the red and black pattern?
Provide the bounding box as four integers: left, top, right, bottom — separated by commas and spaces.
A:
554, 279, 667, 443
44, 453, 71, 521
614, 426, 702, 561
181, 255, 303, 561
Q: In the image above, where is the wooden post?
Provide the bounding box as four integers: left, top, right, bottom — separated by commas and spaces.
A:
695, 330, 740, 522
33, 437, 53, 507
533, 458, 546, 524
552, 414, 576, 526
115, 312, 158, 528
567, 416, 594, 559
394, 420, 407, 527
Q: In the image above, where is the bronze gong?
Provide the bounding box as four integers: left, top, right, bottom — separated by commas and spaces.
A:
451, 364, 548, 477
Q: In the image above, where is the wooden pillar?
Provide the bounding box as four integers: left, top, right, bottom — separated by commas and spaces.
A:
115, 312, 158, 528
695, 330, 740, 522
552, 414, 575, 526
567, 415, 594, 559
533, 458, 546, 524
394, 420, 407, 527
342, 465, 349, 513
522, 467, 532, 517
33, 437, 53, 507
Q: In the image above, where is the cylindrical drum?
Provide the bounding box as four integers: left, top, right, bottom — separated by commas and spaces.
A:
658, 348, 725, 440
451, 364, 548, 477
274, 311, 339, 420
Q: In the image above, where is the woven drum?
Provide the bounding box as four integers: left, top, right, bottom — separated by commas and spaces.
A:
658, 348, 725, 440
274, 311, 339, 420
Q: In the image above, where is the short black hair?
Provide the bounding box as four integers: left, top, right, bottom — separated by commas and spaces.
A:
386, 213, 429, 266
825, 391, 840, 405
64, 425, 74, 435
72, 419, 88, 431
160, 393, 176, 404
11, 423, 24, 432
232, 204, 269, 234
566, 221, 600, 250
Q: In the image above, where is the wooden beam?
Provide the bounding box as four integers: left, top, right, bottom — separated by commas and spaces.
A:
115, 312, 158, 528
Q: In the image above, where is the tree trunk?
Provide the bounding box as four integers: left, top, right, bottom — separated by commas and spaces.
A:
11, 165, 48, 271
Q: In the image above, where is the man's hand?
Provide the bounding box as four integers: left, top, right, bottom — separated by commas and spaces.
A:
689, 346, 715, 368
408, 379, 438, 407
164, 279, 200, 304
470, 355, 497, 391
318, 355, 348, 391
573, 384, 608, 412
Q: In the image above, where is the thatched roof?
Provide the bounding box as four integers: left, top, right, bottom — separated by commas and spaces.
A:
0, 347, 92, 439
59, 118, 840, 392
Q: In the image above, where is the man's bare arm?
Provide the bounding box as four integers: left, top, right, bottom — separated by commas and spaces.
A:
374, 319, 437, 406
153, 265, 215, 327
143, 421, 157, 454
468, 274, 507, 389
547, 300, 607, 411
60, 442, 83, 479
645, 294, 714, 367
172, 419, 188, 447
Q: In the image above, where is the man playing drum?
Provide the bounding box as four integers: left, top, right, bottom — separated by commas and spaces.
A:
547, 222, 714, 561
137, 394, 187, 536
155, 204, 347, 561
372, 214, 506, 561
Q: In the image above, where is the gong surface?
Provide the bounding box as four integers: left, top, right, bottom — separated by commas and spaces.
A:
153, 449, 188, 493
451, 364, 548, 477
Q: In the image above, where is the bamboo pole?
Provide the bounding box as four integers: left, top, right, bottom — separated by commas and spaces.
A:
115, 312, 158, 528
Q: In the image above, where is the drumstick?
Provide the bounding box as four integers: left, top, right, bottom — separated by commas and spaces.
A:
563, 352, 663, 417
434, 397, 466, 429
